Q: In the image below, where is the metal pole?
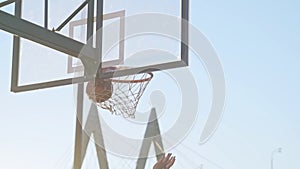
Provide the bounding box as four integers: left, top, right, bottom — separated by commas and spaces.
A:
0, 11, 94, 58
44, 0, 48, 28
136, 108, 165, 169
10, 0, 21, 92
96, 0, 103, 76
73, 0, 95, 168
0, 0, 16, 8
271, 152, 274, 169
271, 148, 282, 169
55, 0, 90, 31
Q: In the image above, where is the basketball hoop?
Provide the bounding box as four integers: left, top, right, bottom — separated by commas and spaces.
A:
86, 67, 153, 118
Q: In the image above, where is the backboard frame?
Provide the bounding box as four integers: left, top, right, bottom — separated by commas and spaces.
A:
5, 0, 189, 92
67, 10, 125, 74
96, 0, 189, 79
6, 0, 90, 92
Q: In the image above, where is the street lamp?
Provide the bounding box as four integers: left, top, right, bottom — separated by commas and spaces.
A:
271, 147, 282, 169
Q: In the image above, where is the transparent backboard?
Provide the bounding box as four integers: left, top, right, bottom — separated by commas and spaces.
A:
7, 0, 188, 92
75, 0, 189, 79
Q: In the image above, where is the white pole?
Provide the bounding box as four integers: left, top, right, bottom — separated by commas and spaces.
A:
271, 147, 282, 169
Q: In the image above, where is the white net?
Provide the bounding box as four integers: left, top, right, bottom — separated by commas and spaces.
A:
86, 69, 153, 118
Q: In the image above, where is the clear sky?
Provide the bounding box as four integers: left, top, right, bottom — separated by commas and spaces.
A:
0, 0, 300, 169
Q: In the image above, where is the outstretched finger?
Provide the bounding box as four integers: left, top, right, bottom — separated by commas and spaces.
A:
162, 153, 172, 164
165, 156, 176, 169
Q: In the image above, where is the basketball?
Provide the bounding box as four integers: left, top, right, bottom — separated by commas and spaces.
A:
86, 78, 113, 103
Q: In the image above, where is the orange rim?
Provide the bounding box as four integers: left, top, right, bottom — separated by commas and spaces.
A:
100, 66, 154, 83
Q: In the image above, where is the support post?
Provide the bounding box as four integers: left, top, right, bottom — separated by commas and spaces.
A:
136, 108, 165, 169
73, 104, 109, 169
10, 0, 21, 92
73, 1, 110, 168
73, 83, 84, 169
44, 0, 48, 28
96, 0, 103, 76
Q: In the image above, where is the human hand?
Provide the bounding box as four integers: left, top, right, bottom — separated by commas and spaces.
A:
153, 153, 176, 169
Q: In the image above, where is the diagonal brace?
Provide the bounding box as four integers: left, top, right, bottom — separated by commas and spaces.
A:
0, 10, 96, 59
0, 0, 16, 8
